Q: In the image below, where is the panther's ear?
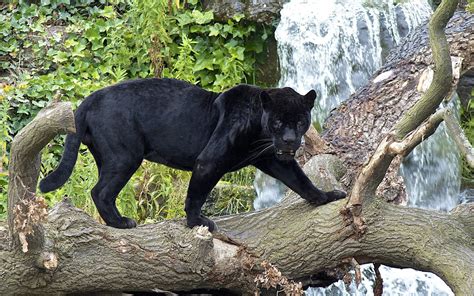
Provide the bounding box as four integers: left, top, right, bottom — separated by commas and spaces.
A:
304, 89, 317, 109
260, 91, 272, 111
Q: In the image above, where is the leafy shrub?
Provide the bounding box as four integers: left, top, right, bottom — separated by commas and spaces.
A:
0, 0, 267, 221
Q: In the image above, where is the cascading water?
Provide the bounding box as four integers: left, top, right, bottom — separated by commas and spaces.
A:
400, 99, 461, 211
253, 0, 466, 294
275, 0, 432, 126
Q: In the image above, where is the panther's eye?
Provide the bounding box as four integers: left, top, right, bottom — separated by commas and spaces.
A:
297, 121, 305, 129
272, 119, 283, 129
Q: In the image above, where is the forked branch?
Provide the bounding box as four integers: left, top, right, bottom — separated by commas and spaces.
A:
347, 0, 459, 212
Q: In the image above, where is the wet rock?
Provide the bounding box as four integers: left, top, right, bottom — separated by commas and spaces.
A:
395, 6, 410, 39
255, 35, 280, 87
379, 13, 396, 61
457, 68, 474, 109
357, 18, 370, 47
202, 0, 283, 24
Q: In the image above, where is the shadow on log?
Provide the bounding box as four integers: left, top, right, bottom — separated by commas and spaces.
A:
1, 2, 473, 296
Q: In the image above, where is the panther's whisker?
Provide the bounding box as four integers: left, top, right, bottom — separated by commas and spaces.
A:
249, 142, 273, 154
243, 143, 275, 165
251, 144, 274, 160
250, 138, 272, 145
231, 143, 274, 170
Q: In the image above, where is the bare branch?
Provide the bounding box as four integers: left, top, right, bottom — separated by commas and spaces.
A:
0, 198, 473, 295
347, 0, 459, 205
389, 108, 446, 156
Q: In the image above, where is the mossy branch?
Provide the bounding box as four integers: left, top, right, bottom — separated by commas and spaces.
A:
393, 0, 458, 138
444, 109, 474, 168
347, 0, 460, 234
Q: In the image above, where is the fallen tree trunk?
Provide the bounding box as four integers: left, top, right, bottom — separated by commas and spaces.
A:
0, 191, 472, 295
2, 2, 473, 296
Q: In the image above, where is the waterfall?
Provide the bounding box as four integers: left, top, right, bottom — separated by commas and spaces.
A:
400, 99, 461, 211
274, 0, 432, 126
253, 0, 465, 294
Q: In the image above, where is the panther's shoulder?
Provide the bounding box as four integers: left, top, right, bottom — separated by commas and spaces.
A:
214, 84, 263, 110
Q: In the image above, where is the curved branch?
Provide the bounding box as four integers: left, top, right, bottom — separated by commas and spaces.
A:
322, 10, 473, 201
393, 0, 458, 138
7, 102, 75, 251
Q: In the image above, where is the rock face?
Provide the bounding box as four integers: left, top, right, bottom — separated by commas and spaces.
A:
202, 0, 283, 24
255, 35, 280, 86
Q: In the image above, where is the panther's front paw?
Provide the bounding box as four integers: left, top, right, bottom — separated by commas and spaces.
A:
108, 217, 137, 229
187, 215, 217, 232
326, 190, 347, 202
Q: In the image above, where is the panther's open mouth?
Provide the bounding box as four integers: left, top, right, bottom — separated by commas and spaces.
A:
276, 149, 296, 156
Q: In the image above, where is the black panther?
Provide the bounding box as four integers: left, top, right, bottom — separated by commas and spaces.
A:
40, 78, 346, 231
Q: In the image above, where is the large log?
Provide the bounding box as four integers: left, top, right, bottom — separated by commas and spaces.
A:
2, 2, 473, 296
0, 192, 472, 295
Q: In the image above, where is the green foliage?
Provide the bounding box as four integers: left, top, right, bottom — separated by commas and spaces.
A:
133, 162, 190, 223
164, 10, 265, 91
460, 89, 474, 182
0, 97, 12, 219
0, 0, 265, 221
467, 0, 474, 13
206, 166, 256, 216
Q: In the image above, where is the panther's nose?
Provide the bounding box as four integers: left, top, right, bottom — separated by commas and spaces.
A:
282, 129, 296, 144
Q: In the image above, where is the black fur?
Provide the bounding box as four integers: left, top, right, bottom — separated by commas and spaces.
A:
40, 78, 346, 230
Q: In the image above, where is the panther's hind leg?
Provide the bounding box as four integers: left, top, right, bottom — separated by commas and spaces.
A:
91, 160, 141, 229
86, 142, 102, 176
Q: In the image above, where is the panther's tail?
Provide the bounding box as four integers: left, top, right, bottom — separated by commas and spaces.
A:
39, 106, 87, 193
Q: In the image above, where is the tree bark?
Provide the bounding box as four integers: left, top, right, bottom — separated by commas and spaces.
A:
2, 3, 473, 296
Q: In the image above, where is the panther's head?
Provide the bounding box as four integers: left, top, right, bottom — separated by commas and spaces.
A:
260, 87, 316, 162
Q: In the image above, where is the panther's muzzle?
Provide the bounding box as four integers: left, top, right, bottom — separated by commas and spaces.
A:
275, 149, 296, 161
276, 149, 296, 156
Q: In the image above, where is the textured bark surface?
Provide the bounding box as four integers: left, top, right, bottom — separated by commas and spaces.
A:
2, 4, 473, 296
